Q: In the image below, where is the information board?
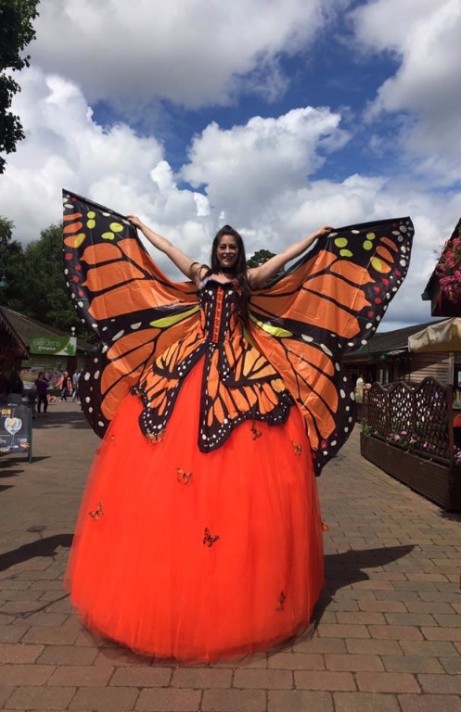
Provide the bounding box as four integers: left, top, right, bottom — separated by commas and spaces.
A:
0, 404, 32, 459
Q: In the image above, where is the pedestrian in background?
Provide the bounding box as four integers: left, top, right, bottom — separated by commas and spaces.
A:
58, 371, 72, 402
35, 372, 49, 415
72, 369, 81, 402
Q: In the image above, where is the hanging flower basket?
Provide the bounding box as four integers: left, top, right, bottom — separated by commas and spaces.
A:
436, 233, 461, 304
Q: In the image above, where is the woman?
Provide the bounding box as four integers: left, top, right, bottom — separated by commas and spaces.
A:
68, 218, 331, 661
34, 372, 49, 415
58, 371, 72, 402
64, 191, 412, 662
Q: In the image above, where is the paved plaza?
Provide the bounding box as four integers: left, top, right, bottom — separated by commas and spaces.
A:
0, 400, 460, 711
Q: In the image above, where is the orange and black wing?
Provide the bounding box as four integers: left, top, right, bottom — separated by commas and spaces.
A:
62, 190, 200, 437
248, 217, 414, 474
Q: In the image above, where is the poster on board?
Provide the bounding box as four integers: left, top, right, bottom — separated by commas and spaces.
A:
0, 404, 32, 458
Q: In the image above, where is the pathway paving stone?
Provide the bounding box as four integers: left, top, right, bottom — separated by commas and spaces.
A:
0, 400, 460, 710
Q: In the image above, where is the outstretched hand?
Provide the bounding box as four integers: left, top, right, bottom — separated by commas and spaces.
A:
314, 226, 334, 239
126, 215, 143, 229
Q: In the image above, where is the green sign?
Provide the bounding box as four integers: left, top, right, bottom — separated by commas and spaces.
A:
30, 335, 77, 356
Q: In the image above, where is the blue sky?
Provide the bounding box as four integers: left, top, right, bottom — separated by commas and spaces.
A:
91, 7, 400, 180
2, 0, 461, 330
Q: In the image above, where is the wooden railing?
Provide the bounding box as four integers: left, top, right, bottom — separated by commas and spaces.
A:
362, 378, 455, 466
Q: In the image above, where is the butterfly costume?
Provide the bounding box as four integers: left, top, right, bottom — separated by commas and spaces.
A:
63, 190, 413, 660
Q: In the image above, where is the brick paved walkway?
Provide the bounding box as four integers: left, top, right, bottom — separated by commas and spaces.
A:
0, 400, 460, 711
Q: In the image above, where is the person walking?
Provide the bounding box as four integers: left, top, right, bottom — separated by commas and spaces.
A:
72, 369, 81, 402
58, 372, 72, 402
34, 372, 49, 415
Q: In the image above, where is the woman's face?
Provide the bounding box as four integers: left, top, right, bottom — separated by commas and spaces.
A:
216, 235, 239, 269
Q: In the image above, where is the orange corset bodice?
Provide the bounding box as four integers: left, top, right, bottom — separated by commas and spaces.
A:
135, 279, 293, 451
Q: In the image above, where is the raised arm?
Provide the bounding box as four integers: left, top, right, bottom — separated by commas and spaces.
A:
247, 226, 333, 288
127, 216, 204, 285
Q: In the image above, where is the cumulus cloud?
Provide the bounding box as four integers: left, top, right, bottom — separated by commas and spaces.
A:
30, 0, 342, 108
2, 65, 459, 329
0, 68, 211, 272
182, 107, 349, 225
352, 0, 461, 181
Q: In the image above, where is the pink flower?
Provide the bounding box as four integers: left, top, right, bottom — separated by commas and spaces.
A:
437, 233, 461, 303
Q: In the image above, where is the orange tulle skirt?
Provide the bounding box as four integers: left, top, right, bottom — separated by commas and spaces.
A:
67, 361, 324, 661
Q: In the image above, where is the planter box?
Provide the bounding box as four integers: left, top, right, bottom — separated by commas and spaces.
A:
361, 433, 461, 512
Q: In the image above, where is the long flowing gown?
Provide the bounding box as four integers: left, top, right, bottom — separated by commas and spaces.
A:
68, 279, 325, 661
62, 190, 413, 662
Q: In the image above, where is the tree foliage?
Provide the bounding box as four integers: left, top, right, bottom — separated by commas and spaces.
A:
247, 248, 285, 282
246, 249, 276, 268
0, 215, 26, 309
0, 218, 86, 335
20, 224, 83, 333
0, 0, 39, 173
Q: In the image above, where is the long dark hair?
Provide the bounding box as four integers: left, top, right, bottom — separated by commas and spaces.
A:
209, 225, 250, 324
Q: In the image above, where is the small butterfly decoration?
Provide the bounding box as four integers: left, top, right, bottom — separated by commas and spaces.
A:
292, 441, 302, 456
147, 429, 165, 444
176, 467, 193, 484
203, 527, 220, 547
88, 502, 104, 520
250, 422, 262, 440
276, 591, 286, 612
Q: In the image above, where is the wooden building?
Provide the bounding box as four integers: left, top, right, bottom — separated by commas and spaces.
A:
0, 306, 93, 390
344, 319, 461, 388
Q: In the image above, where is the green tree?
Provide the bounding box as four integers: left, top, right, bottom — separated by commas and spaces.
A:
21, 223, 83, 334
247, 248, 285, 284
0, 215, 25, 308
246, 249, 276, 268
0, 0, 39, 173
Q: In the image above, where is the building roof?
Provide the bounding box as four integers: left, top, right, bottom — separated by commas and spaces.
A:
0, 306, 92, 354
344, 319, 445, 362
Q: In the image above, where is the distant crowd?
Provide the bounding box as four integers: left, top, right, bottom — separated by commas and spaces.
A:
0, 367, 82, 414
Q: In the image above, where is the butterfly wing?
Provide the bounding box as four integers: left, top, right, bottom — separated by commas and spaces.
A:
199, 335, 293, 450
62, 190, 200, 437
248, 217, 414, 474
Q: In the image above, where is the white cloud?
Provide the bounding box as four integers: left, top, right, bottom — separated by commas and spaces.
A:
353, 0, 461, 181
0, 68, 211, 273
29, 0, 342, 108
182, 107, 349, 225
2, 66, 460, 330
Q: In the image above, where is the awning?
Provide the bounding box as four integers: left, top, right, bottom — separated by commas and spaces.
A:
408, 318, 461, 353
